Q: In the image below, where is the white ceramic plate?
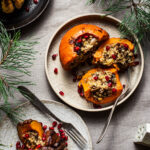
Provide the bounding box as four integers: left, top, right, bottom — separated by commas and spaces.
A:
0, 100, 92, 150
45, 13, 144, 112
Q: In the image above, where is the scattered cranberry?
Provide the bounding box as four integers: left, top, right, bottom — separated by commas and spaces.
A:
25, 7, 29, 12
52, 121, 57, 127
112, 88, 117, 93
40, 122, 43, 126
65, 136, 68, 141
54, 68, 58, 74
34, 0, 38, 4
22, 144, 25, 149
112, 54, 117, 59
65, 142, 68, 146
36, 144, 41, 148
61, 132, 65, 136
84, 35, 88, 39
42, 137, 46, 141
52, 54, 57, 60
106, 46, 110, 51
75, 46, 80, 51
49, 127, 54, 130
123, 44, 129, 50
108, 82, 112, 87
59, 91, 64, 96
62, 135, 66, 139
59, 129, 64, 133
58, 123, 62, 129
57, 133, 60, 136
43, 133, 46, 137
105, 76, 109, 82
16, 141, 21, 148
43, 125, 47, 130
77, 39, 82, 43
94, 76, 98, 80
25, 134, 29, 138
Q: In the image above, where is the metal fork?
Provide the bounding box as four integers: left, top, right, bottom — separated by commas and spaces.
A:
18, 86, 87, 149
97, 70, 131, 144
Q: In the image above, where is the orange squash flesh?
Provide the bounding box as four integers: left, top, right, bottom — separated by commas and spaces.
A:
79, 68, 123, 105
59, 24, 109, 70
17, 120, 44, 145
93, 38, 134, 70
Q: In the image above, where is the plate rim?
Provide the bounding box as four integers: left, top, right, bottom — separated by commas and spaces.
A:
1, 0, 50, 31
0, 100, 93, 150
44, 13, 144, 112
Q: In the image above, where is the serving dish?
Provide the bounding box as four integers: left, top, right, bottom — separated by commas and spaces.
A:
0, 0, 50, 30
0, 100, 92, 150
45, 14, 144, 112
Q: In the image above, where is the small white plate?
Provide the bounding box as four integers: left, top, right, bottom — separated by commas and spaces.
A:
0, 100, 92, 150
45, 13, 144, 112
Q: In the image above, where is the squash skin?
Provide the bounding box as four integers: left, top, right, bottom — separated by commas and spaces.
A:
59, 24, 109, 70
79, 68, 123, 105
93, 38, 134, 70
17, 119, 44, 145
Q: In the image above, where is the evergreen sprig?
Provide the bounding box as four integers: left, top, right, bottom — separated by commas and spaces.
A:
87, 0, 150, 44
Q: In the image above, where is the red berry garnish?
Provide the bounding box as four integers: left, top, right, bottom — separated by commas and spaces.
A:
80, 92, 84, 97
112, 54, 117, 59
57, 133, 60, 136
36, 144, 41, 148
108, 82, 112, 87
42, 137, 46, 141
112, 88, 117, 93
65, 142, 68, 146
25, 134, 29, 138
84, 35, 88, 39
75, 46, 80, 51
94, 76, 98, 80
43, 125, 47, 130
43, 133, 46, 137
59, 91, 64, 96
52, 121, 57, 127
58, 123, 62, 129
59, 129, 64, 133
62, 135, 66, 139
65, 136, 68, 141
105, 76, 109, 82
49, 127, 54, 130
54, 68, 58, 74
106, 46, 110, 51
16, 141, 21, 148
25, 7, 29, 12
34, 0, 38, 4
28, 149, 33, 150
61, 132, 65, 136
77, 39, 82, 43
52, 54, 57, 60
123, 44, 129, 49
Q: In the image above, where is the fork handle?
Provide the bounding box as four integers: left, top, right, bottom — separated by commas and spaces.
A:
96, 95, 120, 144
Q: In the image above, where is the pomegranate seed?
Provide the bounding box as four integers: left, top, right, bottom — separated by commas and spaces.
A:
54, 68, 58, 74
80, 92, 84, 97
25, 7, 29, 12
108, 82, 112, 87
43, 133, 46, 137
34, 0, 38, 4
59, 129, 64, 133
28, 149, 33, 150
77, 39, 82, 43
52, 121, 57, 127
16, 141, 21, 148
22, 144, 25, 148
84, 35, 88, 39
133, 61, 139, 66
112, 88, 117, 93
40, 122, 43, 126
65, 142, 68, 146
106, 46, 110, 51
112, 54, 117, 59
58, 123, 62, 129
62, 135, 66, 139
65, 136, 68, 141
105, 76, 109, 82
123, 44, 129, 49
52, 54, 57, 60
36, 144, 41, 148
94, 76, 98, 80
61, 132, 65, 136
43, 125, 47, 130
25, 134, 29, 138
59, 91, 64, 96
57, 133, 60, 136
49, 127, 54, 130
75, 46, 80, 51
42, 137, 46, 141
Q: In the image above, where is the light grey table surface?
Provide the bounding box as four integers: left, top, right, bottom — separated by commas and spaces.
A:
16, 0, 150, 150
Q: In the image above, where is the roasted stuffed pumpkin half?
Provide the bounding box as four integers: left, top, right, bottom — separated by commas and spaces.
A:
78, 68, 123, 105
93, 38, 135, 70
59, 24, 109, 70
1, 0, 25, 14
